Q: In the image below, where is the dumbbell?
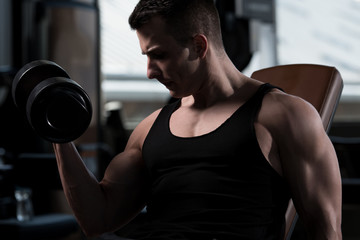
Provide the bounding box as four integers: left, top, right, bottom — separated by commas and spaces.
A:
12, 60, 92, 143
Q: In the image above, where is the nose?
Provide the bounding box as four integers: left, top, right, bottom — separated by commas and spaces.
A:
147, 58, 161, 79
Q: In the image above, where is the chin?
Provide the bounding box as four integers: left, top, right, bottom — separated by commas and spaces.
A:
168, 90, 186, 99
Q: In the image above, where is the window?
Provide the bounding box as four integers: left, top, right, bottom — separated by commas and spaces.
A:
99, 0, 146, 78
276, 0, 360, 99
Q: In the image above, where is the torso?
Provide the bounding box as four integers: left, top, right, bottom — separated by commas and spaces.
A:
137, 83, 291, 239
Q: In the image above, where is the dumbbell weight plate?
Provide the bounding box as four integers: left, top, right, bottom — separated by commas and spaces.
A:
26, 77, 92, 143
12, 60, 70, 113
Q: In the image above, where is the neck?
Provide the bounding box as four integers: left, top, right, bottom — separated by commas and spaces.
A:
187, 53, 251, 109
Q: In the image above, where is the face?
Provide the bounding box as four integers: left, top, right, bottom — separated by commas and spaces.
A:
136, 16, 203, 98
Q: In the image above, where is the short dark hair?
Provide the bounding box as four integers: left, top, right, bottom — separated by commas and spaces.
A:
128, 0, 223, 48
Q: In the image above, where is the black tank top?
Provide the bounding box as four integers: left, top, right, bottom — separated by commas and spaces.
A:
136, 83, 290, 240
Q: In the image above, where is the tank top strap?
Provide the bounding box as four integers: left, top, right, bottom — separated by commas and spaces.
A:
160, 99, 181, 122
248, 83, 283, 125
144, 99, 180, 143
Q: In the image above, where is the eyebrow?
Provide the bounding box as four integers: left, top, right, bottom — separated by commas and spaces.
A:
141, 46, 161, 55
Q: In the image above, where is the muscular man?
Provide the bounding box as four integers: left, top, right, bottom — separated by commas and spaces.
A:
53, 0, 342, 239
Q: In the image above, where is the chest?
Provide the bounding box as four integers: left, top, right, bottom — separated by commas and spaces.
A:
167, 99, 282, 176
169, 104, 242, 138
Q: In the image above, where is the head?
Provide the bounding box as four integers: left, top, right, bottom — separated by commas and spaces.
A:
129, 0, 223, 50
129, 0, 224, 98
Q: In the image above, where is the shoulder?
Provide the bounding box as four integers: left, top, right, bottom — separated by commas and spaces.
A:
125, 108, 162, 151
258, 88, 325, 146
261, 88, 321, 127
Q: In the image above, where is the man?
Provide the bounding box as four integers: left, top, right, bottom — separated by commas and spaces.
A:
53, 0, 342, 239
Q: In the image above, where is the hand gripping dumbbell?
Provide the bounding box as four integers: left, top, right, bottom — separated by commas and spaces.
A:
12, 60, 92, 143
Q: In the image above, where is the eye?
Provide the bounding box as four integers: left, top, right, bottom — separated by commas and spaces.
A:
149, 52, 166, 60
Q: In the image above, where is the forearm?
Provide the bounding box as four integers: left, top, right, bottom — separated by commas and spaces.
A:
52, 142, 108, 236
305, 217, 342, 240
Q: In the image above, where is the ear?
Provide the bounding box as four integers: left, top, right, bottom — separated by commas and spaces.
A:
193, 34, 208, 59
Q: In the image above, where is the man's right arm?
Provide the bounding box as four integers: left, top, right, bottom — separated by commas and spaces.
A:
52, 109, 161, 237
